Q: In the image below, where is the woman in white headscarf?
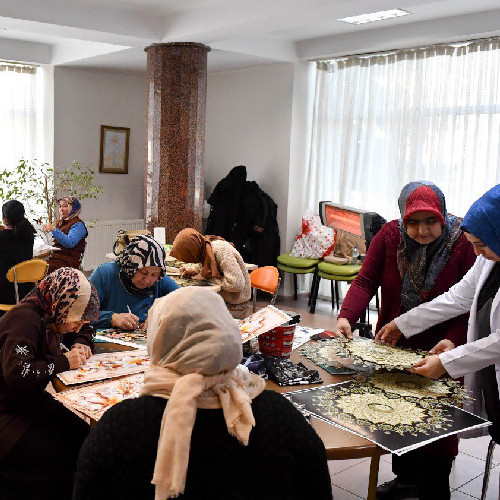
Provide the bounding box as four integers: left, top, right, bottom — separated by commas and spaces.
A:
73, 287, 332, 500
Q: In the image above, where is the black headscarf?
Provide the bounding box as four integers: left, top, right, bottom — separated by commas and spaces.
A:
116, 235, 166, 297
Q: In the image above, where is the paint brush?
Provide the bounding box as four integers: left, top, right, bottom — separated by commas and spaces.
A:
127, 305, 132, 314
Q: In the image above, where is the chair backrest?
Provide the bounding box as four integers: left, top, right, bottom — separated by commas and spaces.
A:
6, 259, 49, 304
7, 259, 49, 284
250, 266, 280, 294
249, 266, 281, 312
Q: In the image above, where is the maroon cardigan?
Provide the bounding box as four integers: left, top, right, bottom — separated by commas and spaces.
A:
338, 220, 476, 351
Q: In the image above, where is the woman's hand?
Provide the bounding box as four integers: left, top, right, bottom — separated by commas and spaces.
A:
72, 343, 92, 359
64, 348, 87, 369
429, 339, 455, 355
374, 321, 403, 346
179, 267, 198, 278
408, 355, 447, 379
334, 318, 353, 339
42, 223, 56, 232
111, 312, 139, 331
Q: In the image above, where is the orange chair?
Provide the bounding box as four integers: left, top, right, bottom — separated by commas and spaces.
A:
0, 259, 49, 312
249, 266, 281, 313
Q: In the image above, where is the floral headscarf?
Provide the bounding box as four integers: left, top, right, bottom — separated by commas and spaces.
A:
116, 235, 166, 297
170, 228, 226, 279
21, 267, 99, 326
397, 181, 462, 312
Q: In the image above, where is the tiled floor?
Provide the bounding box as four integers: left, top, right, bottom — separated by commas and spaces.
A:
273, 293, 497, 500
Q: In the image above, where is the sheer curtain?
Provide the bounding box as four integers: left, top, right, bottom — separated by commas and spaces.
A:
0, 62, 40, 172
306, 38, 500, 221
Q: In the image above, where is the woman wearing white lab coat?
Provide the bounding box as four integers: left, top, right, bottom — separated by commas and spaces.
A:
377, 184, 500, 429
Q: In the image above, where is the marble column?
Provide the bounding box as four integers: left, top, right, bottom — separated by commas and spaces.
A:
144, 42, 211, 242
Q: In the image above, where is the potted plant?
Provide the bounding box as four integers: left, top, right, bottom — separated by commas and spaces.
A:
0, 159, 104, 224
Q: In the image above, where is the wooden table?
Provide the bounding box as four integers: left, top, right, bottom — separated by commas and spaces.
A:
53, 339, 386, 499
268, 349, 387, 500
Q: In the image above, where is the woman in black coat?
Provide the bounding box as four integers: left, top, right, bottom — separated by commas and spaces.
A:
0, 200, 36, 306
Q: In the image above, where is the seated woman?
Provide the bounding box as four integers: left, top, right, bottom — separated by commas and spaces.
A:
0, 200, 36, 306
42, 197, 88, 273
377, 184, 500, 447
333, 181, 476, 500
0, 267, 99, 500
89, 235, 179, 330
171, 228, 251, 318
73, 287, 332, 500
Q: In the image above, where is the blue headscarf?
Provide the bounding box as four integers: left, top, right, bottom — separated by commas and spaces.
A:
461, 185, 500, 257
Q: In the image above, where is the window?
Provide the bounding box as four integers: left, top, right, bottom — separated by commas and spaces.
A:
306, 38, 500, 220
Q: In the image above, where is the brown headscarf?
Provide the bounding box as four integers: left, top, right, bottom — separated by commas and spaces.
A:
139, 287, 265, 500
170, 228, 226, 279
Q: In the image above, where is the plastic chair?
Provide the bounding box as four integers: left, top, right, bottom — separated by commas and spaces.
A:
250, 266, 281, 312
276, 253, 320, 301
0, 259, 49, 312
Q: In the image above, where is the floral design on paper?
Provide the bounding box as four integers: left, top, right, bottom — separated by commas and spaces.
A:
314, 382, 453, 436
57, 350, 149, 385
54, 373, 143, 421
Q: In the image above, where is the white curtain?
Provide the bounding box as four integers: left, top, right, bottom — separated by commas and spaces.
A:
306, 38, 500, 221
0, 63, 40, 172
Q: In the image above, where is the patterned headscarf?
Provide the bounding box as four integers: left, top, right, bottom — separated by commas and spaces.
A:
56, 196, 82, 227
462, 185, 500, 258
21, 268, 99, 349
396, 181, 462, 312
117, 235, 166, 297
140, 287, 265, 499
170, 228, 226, 279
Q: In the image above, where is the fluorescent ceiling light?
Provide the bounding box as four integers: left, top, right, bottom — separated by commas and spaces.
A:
338, 9, 411, 25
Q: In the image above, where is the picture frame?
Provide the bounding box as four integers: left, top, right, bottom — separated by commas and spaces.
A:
99, 125, 130, 174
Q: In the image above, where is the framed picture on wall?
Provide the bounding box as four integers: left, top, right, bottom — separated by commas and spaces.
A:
99, 125, 130, 174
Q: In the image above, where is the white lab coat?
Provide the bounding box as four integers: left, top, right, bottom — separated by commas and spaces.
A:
395, 256, 500, 420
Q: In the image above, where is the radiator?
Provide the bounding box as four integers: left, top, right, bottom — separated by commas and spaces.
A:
82, 219, 144, 271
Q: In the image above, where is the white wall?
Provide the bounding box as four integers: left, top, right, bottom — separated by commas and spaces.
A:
206, 63, 295, 252
54, 67, 145, 221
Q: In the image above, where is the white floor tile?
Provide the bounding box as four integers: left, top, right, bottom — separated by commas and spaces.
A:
457, 465, 499, 500
450, 453, 488, 490
451, 490, 479, 499
331, 456, 395, 498
331, 485, 364, 499
459, 436, 500, 465
328, 457, 369, 475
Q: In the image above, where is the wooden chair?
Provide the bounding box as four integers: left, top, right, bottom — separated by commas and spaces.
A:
249, 266, 281, 312
0, 259, 49, 312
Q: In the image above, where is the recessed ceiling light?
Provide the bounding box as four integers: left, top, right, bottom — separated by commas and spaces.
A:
338, 9, 411, 25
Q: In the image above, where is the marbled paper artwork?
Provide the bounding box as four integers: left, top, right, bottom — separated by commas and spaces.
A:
300, 339, 356, 375
54, 373, 143, 421
287, 380, 489, 455
361, 372, 470, 406
326, 337, 428, 371
95, 328, 147, 349
237, 306, 291, 343
57, 350, 149, 385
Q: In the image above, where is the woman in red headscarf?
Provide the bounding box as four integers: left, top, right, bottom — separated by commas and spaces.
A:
333, 181, 476, 500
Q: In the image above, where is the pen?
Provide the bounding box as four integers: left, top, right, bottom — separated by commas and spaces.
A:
60, 343, 69, 352
127, 305, 132, 314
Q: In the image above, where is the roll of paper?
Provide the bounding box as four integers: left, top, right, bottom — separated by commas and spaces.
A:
153, 227, 166, 245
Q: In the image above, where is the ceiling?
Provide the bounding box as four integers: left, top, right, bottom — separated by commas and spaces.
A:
1, 0, 500, 72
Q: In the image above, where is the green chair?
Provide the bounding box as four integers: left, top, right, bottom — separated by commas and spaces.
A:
309, 261, 361, 313
276, 253, 320, 301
